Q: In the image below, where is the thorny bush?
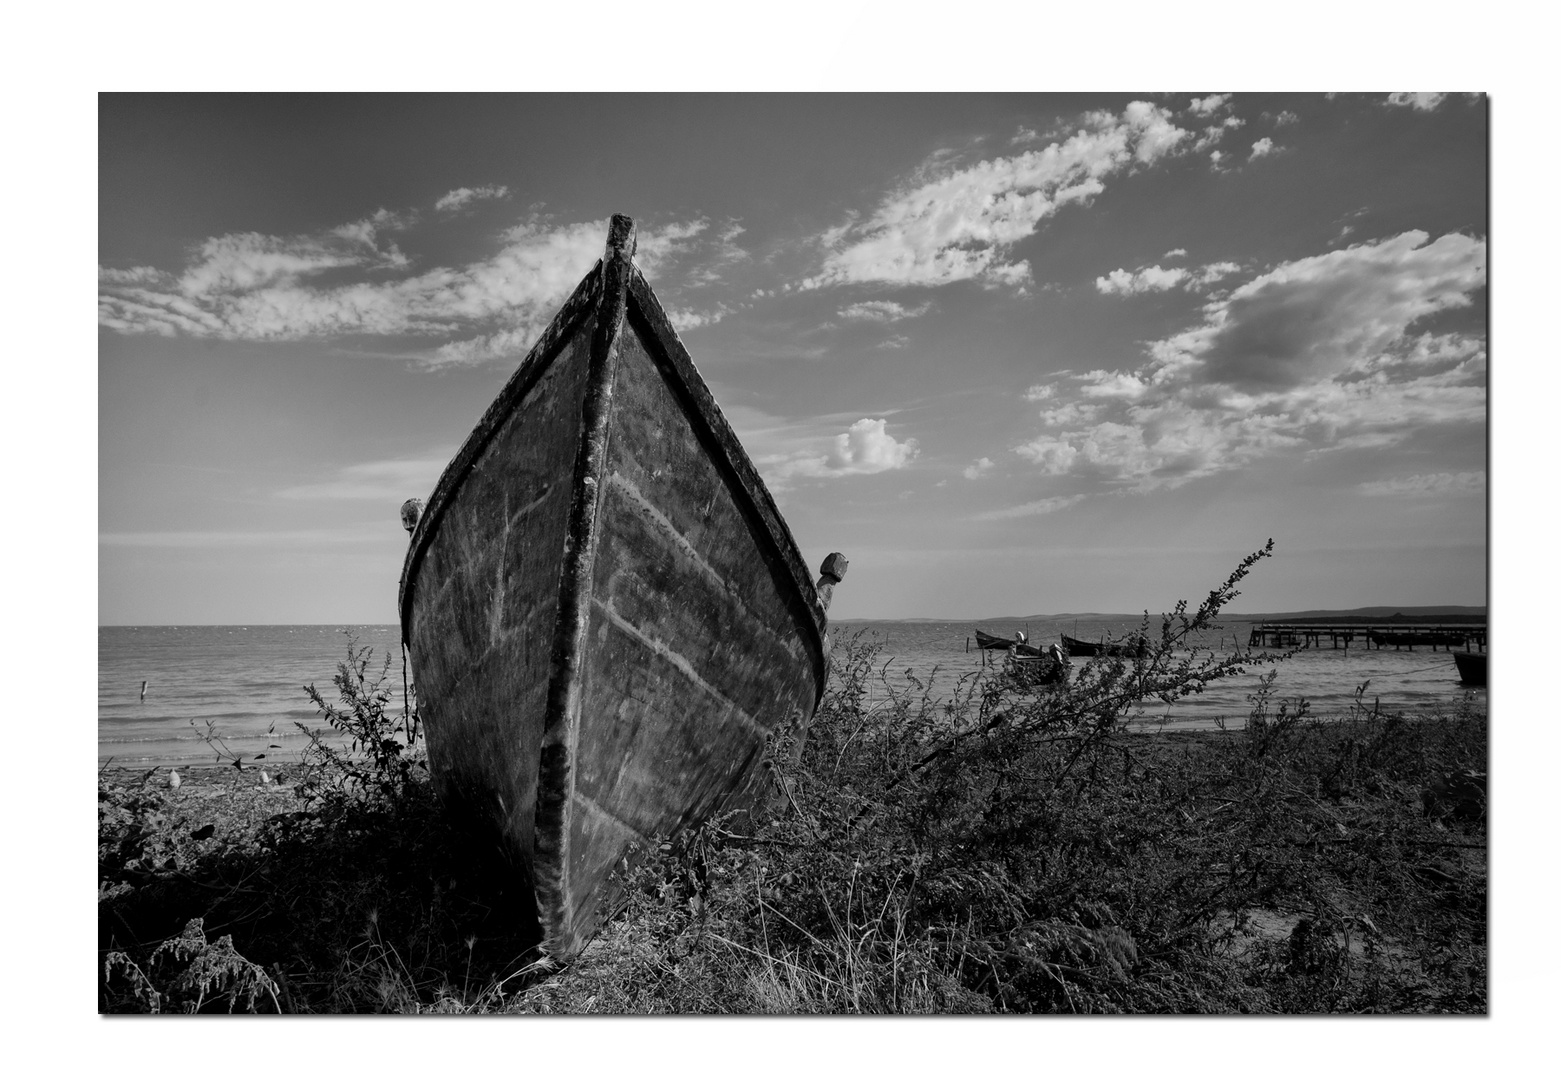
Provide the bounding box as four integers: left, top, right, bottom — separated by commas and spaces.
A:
521, 541, 1486, 1014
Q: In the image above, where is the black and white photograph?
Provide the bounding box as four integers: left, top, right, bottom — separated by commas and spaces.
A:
93, 89, 1495, 1024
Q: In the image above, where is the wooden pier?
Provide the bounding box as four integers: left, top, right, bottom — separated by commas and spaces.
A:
1247, 623, 1486, 651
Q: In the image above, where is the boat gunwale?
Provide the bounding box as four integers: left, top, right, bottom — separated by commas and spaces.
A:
398, 261, 606, 633
623, 267, 829, 689
398, 254, 830, 666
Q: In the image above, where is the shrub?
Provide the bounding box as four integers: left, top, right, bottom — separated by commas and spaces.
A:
103, 919, 280, 1014
527, 541, 1486, 1014
297, 636, 427, 815
98, 636, 546, 1014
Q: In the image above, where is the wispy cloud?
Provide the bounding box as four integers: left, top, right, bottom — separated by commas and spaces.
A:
98, 213, 720, 369
838, 300, 932, 323
1358, 472, 1484, 498
1095, 260, 1239, 296
435, 185, 509, 212
974, 493, 1088, 520
963, 457, 995, 479
663, 304, 734, 332
799, 102, 1192, 291
1014, 231, 1487, 493
99, 528, 386, 548
98, 265, 164, 286
275, 453, 454, 501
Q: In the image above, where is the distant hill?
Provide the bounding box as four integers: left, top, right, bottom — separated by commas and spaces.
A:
834, 606, 1486, 624
1224, 605, 1486, 624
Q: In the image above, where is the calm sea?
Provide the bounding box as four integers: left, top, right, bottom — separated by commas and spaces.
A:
99, 619, 1486, 768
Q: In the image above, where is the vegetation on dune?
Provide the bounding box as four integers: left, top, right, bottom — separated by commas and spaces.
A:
99, 543, 1487, 1014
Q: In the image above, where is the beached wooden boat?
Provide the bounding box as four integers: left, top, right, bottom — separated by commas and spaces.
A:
1452, 651, 1487, 687
975, 629, 1045, 657
1060, 632, 1147, 659
398, 215, 846, 959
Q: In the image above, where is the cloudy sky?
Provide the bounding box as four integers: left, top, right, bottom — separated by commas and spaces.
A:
98, 93, 1487, 623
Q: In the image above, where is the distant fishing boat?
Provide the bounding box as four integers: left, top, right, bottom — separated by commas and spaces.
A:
975, 629, 1044, 657
399, 215, 847, 959
1006, 643, 1071, 688
1059, 632, 1147, 659
1452, 651, 1487, 687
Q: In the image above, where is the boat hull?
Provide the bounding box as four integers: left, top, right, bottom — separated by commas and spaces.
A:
975, 629, 1042, 657
1060, 633, 1146, 659
400, 218, 829, 957
1452, 651, 1487, 687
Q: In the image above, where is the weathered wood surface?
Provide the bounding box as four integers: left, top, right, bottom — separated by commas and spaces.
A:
400, 214, 840, 958
407, 323, 594, 870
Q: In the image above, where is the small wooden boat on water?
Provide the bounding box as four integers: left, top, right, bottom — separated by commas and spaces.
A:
399, 215, 846, 959
1060, 632, 1147, 659
1007, 644, 1071, 687
975, 629, 1044, 657
1452, 651, 1487, 687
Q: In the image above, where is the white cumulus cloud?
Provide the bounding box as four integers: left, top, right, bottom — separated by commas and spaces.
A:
1183, 230, 1486, 390
1010, 231, 1487, 494
1096, 265, 1190, 295
758, 418, 919, 486
1096, 260, 1240, 296
1386, 93, 1448, 111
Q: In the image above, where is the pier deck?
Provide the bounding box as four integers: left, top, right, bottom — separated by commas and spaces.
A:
1247, 623, 1486, 651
